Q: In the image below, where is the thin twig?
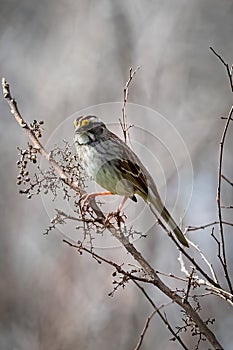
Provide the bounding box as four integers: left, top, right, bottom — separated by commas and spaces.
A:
184, 268, 195, 302
188, 240, 218, 284
55, 209, 91, 222
210, 47, 233, 92
64, 237, 233, 309
156, 270, 188, 283
222, 174, 233, 187
63, 239, 156, 285
134, 310, 157, 350
178, 252, 189, 277
1, 78, 104, 220
216, 104, 233, 293
204, 286, 233, 306
178, 247, 233, 307
209, 48, 233, 292
187, 220, 233, 232
133, 281, 188, 350
211, 227, 222, 266
120, 66, 140, 143
221, 116, 233, 121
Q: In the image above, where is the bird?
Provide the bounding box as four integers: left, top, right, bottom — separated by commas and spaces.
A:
74, 115, 189, 247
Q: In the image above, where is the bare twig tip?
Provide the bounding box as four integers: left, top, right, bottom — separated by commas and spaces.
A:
2, 77, 10, 98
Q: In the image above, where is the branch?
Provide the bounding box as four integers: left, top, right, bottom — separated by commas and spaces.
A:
63, 239, 156, 285
2, 78, 223, 350
133, 281, 188, 350
222, 174, 233, 187
210, 47, 233, 92
188, 240, 218, 284
64, 234, 223, 349
216, 104, 233, 293
134, 310, 157, 350
120, 66, 140, 143
1, 78, 105, 220
187, 220, 233, 232
209, 48, 233, 292
183, 268, 195, 302
178, 244, 233, 307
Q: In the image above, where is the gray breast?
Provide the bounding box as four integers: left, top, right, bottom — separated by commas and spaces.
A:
75, 139, 135, 196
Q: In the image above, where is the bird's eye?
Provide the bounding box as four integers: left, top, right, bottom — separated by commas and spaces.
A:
94, 125, 104, 136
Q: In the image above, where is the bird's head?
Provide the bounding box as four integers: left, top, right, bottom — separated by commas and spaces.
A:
74, 115, 106, 144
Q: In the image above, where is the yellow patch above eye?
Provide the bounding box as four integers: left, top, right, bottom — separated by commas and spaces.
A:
80, 119, 90, 127
73, 119, 78, 128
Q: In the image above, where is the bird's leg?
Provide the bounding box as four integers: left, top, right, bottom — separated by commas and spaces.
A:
117, 195, 129, 213
81, 191, 113, 202
79, 191, 113, 210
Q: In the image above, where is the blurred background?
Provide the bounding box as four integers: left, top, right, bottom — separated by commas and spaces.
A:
0, 1, 233, 349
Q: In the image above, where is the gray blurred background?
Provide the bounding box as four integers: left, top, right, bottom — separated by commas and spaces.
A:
0, 1, 233, 349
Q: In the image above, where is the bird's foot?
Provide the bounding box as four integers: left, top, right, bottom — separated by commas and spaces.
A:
104, 210, 126, 227
78, 193, 92, 212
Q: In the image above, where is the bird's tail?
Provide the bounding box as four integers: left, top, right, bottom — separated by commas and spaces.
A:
148, 192, 189, 247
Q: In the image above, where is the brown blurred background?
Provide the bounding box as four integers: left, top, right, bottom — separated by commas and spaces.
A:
0, 1, 233, 349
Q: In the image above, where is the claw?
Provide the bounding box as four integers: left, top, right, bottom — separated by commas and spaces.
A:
78, 193, 91, 212
104, 210, 126, 227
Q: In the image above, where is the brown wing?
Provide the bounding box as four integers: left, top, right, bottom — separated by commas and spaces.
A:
108, 130, 161, 200
110, 158, 149, 199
